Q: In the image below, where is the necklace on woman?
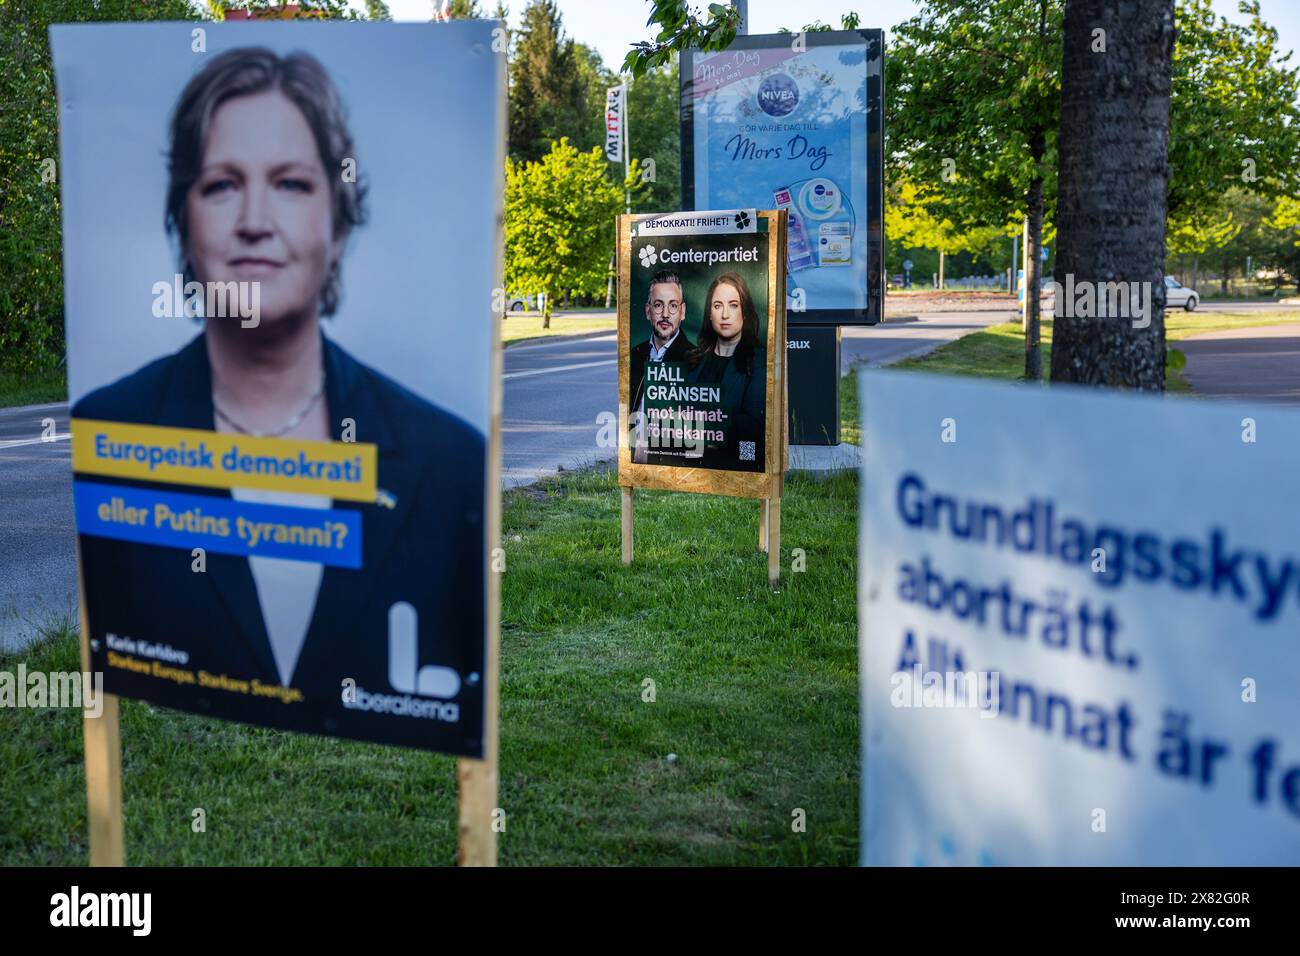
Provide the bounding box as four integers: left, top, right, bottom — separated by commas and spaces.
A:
213, 377, 326, 438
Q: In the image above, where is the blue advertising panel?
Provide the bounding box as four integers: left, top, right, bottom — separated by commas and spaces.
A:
682, 31, 884, 324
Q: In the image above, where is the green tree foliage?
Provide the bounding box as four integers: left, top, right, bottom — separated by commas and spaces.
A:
889, 0, 1061, 379
508, 0, 588, 162
1179, 188, 1271, 292
1166, 207, 1241, 269
1169, 0, 1300, 218
505, 139, 639, 327
886, 178, 1054, 283
1274, 196, 1300, 230
627, 56, 680, 212
216, 0, 363, 18
624, 0, 741, 76
1264, 195, 1300, 286
0, 0, 199, 373
778, 13, 864, 33
441, 0, 483, 17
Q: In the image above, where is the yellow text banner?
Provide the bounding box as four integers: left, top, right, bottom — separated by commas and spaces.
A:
71, 419, 378, 502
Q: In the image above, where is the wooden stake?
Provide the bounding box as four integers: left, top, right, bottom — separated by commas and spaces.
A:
759, 498, 769, 552
83, 694, 124, 866
459, 490, 501, 859
621, 486, 634, 564
78, 541, 124, 867
457, 749, 496, 865
459, 110, 506, 867
458, 482, 499, 866
767, 497, 781, 588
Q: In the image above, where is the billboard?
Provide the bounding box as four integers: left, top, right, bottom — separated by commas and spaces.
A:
618, 209, 786, 495
682, 30, 884, 325
54, 21, 504, 756
859, 371, 1300, 865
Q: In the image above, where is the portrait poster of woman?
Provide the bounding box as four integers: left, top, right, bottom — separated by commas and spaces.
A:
52, 22, 504, 756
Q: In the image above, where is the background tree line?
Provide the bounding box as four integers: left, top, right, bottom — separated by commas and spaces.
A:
3, 0, 1299, 380
0, 0, 680, 366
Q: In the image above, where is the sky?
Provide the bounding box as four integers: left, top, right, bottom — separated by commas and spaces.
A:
376, 0, 1300, 75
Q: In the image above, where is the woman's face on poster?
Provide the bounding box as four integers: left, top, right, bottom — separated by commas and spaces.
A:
709, 281, 743, 341
185, 91, 337, 328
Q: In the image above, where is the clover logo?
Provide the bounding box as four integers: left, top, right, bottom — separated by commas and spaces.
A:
734, 210, 751, 230
639, 245, 658, 267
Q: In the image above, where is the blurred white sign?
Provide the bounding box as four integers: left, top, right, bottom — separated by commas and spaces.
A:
859, 371, 1300, 865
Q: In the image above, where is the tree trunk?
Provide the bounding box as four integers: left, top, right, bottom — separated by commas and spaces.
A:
1050, 0, 1174, 390
542, 291, 551, 330
1024, 171, 1045, 381
938, 249, 946, 290
1220, 250, 1230, 296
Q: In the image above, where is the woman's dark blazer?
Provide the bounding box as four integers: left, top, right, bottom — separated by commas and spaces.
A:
684, 344, 766, 471
72, 332, 487, 755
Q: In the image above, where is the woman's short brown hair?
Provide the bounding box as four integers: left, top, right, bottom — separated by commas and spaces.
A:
164, 46, 367, 317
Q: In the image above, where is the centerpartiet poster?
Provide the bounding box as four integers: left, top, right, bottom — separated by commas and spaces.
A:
53, 21, 504, 756
618, 209, 785, 490
682, 31, 884, 325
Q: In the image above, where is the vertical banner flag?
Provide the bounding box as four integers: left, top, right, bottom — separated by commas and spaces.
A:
605, 84, 625, 163
859, 371, 1300, 866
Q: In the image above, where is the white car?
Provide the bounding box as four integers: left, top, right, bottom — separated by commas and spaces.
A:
1164, 276, 1199, 311
503, 292, 544, 314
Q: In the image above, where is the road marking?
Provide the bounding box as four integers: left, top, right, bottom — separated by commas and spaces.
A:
507, 333, 616, 352
504, 359, 616, 380
0, 434, 70, 450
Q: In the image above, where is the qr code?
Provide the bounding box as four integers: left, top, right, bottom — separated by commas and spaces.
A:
739, 440, 756, 462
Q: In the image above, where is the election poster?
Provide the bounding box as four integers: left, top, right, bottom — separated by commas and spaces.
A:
54, 22, 504, 757
682, 31, 884, 324
859, 371, 1300, 865
618, 209, 786, 496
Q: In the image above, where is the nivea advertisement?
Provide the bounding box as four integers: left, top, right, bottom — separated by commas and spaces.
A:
683, 32, 883, 324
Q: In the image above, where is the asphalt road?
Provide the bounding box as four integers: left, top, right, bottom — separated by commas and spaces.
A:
0, 310, 1000, 651
502, 333, 619, 487
0, 403, 77, 653
1179, 323, 1300, 405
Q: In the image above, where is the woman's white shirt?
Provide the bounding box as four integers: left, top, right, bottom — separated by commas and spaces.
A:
229, 487, 329, 686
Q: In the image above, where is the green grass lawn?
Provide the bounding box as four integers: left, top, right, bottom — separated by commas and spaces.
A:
0, 366, 67, 408
0, 466, 859, 866
1162, 309, 1300, 339
501, 312, 616, 346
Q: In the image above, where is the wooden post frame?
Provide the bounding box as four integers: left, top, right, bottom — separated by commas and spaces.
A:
617, 209, 788, 584
57, 20, 507, 868
77, 540, 124, 867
